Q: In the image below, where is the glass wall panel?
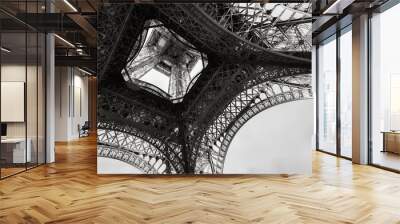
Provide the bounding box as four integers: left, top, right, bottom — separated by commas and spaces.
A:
1, 31, 28, 177
0, 1, 46, 179
371, 4, 400, 171
318, 36, 337, 154
339, 27, 352, 158
38, 32, 45, 165
38, 0, 47, 166
26, 0, 43, 169
27, 30, 38, 169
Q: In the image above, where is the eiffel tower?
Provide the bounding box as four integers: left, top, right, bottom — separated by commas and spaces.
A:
97, 3, 312, 174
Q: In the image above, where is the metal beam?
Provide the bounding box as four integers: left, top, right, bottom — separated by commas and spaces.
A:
55, 55, 96, 68
15, 13, 83, 32
67, 13, 97, 46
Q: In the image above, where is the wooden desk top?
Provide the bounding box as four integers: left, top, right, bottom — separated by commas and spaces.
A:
381, 131, 400, 134
1, 138, 28, 143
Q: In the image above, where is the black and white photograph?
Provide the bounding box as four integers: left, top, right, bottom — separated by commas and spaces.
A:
97, 2, 313, 174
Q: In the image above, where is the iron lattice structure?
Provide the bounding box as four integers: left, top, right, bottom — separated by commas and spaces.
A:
97, 3, 312, 174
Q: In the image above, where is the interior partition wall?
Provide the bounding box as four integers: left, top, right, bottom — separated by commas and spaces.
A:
0, 0, 47, 179
316, 25, 353, 159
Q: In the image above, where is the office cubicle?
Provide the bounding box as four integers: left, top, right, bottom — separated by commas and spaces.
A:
0, 1, 46, 179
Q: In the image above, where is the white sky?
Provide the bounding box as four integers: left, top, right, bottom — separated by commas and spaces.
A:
139, 58, 205, 94
140, 69, 170, 93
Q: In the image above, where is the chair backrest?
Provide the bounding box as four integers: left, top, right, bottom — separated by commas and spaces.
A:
82, 121, 90, 129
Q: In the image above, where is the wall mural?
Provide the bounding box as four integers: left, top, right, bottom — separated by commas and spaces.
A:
97, 2, 312, 174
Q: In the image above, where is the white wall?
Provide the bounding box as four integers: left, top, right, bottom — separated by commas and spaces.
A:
55, 67, 89, 141
1, 63, 47, 164
55, 67, 69, 141
71, 73, 89, 138
1, 65, 41, 137
223, 100, 314, 174
1, 65, 26, 129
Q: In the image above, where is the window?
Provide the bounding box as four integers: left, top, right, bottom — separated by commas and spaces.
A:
318, 35, 337, 154
370, 3, 400, 171
339, 27, 352, 158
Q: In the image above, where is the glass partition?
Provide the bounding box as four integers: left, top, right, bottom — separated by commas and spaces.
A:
27, 31, 38, 169
38, 32, 45, 165
0, 1, 46, 179
1, 31, 28, 178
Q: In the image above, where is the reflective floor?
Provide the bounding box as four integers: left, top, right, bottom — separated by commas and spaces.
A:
373, 150, 400, 171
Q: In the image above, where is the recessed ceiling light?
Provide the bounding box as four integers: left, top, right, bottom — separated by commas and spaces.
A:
323, 0, 354, 15
54, 34, 75, 48
63, 0, 78, 12
78, 67, 92, 76
1, 47, 11, 53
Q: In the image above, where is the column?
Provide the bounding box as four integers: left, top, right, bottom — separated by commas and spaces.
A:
352, 14, 369, 164
46, 0, 55, 163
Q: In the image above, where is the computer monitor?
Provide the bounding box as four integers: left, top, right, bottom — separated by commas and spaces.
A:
1, 123, 7, 137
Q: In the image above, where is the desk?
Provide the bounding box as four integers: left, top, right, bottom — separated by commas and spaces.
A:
382, 131, 400, 154
1, 138, 31, 163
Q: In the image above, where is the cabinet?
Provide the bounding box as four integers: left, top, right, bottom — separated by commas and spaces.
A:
382, 132, 400, 154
